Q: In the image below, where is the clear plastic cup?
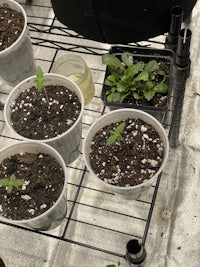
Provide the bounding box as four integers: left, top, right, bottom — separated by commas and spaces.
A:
51, 54, 95, 105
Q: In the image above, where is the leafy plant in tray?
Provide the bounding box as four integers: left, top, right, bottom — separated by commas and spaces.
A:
102, 53, 168, 103
101, 46, 174, 122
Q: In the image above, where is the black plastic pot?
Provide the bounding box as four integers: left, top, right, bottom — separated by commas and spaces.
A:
51, 0, 197, 44
101, 45, 174, 123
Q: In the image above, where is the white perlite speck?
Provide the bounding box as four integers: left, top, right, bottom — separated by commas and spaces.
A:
147, 159, 158, 167
40, 204, 47, 209
28, 209, 35, 215
21, 195, 32, 201
141, 159, 147, 164
22, 185, 27, 190
66, 119, 73, 125
22, 180, 30, 190
141, 125, 148, 132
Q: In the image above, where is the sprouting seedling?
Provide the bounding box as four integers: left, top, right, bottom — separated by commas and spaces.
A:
105, 260, 120, 267
35, 66, 49, 103
0, 173, 24, 194
106, 121, 126, 146
106, 262, 120, 267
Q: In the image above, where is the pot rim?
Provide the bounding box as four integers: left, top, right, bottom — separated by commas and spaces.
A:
83, 108, 169, 193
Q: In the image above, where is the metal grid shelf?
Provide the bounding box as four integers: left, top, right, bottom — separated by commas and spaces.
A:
0, 1, 188, 266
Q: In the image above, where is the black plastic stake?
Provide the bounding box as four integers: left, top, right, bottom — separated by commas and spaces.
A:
175, 28, 191, 69
169, 28, 192, 147
126, 239, 146, 266
165, 6, 183, 52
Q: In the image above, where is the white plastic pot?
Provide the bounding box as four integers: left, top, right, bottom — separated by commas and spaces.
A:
4, 73, 84, 165
0, 0, 35, 87
83, 108, 169, 200
0, 141, 68, 231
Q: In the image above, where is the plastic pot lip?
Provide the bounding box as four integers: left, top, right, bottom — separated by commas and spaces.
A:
83, 108, 169, 192
0, 0, 27, 56
0, 141, 68, 224
4, 73, 84, 142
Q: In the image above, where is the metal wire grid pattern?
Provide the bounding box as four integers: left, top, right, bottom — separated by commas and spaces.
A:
0, 1, 177, 266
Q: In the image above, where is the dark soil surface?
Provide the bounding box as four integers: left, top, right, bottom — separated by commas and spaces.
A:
0, 152, 65, 220
10, 85, 81, 139
120, 93, 168, 108
89, 118, 164, 187
0, 4, 24, 52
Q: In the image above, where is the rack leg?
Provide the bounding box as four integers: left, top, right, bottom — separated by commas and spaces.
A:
126, 239, 146, 266
169, 28, 192, 147
26, 0, 33, 4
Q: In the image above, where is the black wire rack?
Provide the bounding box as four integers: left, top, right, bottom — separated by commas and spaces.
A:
0, 1, 191, 266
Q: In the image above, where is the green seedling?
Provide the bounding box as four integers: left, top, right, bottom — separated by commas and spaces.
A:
106, 121, 126, 146
0, 173, 24, 194
35, 66, 49, 102
105, 261, 120, 267
102, 52, 168, 103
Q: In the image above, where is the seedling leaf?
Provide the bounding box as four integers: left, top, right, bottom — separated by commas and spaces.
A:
0, 174, 24, 194
125, 62, 144, 77
35, 66, 49, 102
35, 66, 45, 90
144, 60, 159, 73
144, 90, 156, 101
135, 71, 149, 82
121, 52, 133, 67
106, 122, 126, 146
154, 82, 168, 94
102, 53, 123, 68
